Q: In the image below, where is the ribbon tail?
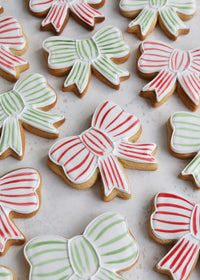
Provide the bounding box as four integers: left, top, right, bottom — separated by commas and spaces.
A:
20, 107, 64, 136
41, 2, 69, 33
0, 206, 23, 253
181, 152, 200, 188
115, 141, 157, 168
70, 1, 104, 28
98, 154, 130, 200
178, 72, 200, 108
0, 46, 28, 78
141, 69, 176, 104
64, 61, 91, 95
128, 7, 157, 37
92, 55, 129, 88
159, 6, 188, 39
157, 235, 199, 280
93, 268, 125, 280
0, 118, 23, 157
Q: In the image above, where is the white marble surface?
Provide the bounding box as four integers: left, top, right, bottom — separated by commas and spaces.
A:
1, 0, 200, 279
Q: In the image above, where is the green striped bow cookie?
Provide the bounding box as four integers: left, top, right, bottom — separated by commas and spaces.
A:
0, 266, 14, 280
0, 73, 65, 160
43, 26, 130, 97
169, 111, 200, 189
24, 212, 139, 280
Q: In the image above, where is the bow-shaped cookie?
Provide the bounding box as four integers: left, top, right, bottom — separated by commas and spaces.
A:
0, 266, 14, 280
150, 192, 200, 280
120, 0, 196, 40
0, 168, 40, 255
0, 17, 29, 81
168, 111, 200, 189
43, 26, 130, 96
138, 41, 200, 111
0, 73, 65, 159
24, 212, 139, 280
49, 101, 158, 201
29, 0, 105, 34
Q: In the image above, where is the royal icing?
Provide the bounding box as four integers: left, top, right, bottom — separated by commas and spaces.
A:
0, 73, 64, 158
120, 0, 196, 38
49, 101, 157, 199
0, 168, 40, 253
0, 17, 28, 78
151, 192, 200, 280
24, 212, 139, 280
43, 26, 130, 94
0, 267, 13, 280
29, 0, 105, 33
170, 111, 200, 188
138, 41, 200, 109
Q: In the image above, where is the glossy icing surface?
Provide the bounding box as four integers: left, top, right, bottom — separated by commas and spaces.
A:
49, 100, 157, 198
29, 0, 105, 33
43, 26, 130, 93
0, 168, 40, 253
151, 192, 200, 280
0, 17, 28, 76
120, 0, 196, 37
138, 41, 200, 106
0, 73, 64, 157
0, 267, 13, 280
24, 212, 139, 280
170, 111, 200, 188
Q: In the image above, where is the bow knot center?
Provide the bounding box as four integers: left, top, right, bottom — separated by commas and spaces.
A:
191, 204, 200, 239
76, 39, 99, 61
0, 91, 24, 117
169, 49, 190, 73
149, 0, 167, 8
69, 236, 99, 279
80, 128, 113, 157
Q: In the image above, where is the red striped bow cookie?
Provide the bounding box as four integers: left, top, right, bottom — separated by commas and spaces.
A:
0, 168, 41, 256
28, 0, 105, 35
138, 41, 200, 111
150, 192, 200, 280
0, 17, 29, 81
49, 101, 158, 202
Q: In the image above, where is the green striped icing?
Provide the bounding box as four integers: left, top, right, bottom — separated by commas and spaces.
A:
43, 26, 130, 94
182, 151, 200, 188
120, 0, 196, 37
0, 267, 13, 280
0, 73, 64, 157
24, 213, 139, 280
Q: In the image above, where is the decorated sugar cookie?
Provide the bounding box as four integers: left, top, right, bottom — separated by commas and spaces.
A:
28, 0, 105, 35
49, 101, 158, 201
0, 168, 41, 255
0, 266, 15, 280
0, 17, 29, 81
150, 192, 200, 280
138, 41, 200, 111
43, 26, 130, 97
168, 111, 200, 189
0, 73, 65, 160
119, 0, 196, 40
24, 212, 139, 280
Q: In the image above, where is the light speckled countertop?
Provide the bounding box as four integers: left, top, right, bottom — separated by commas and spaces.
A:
1, 0, 200, 279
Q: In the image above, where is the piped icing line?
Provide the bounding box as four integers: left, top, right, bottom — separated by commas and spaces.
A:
49, 100, 157, 200
0, 168, 41, 254
0, 17, 28, 78
0, 73, 65, 159
138, 41, 200, 109
150, 192, 200, 280
43, 25, 130, 94
119, 0, 196, 39
24, 212, 139, 280
29, 0, 105, 34
0, 266, 14, 280
169, 111, 200, 189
